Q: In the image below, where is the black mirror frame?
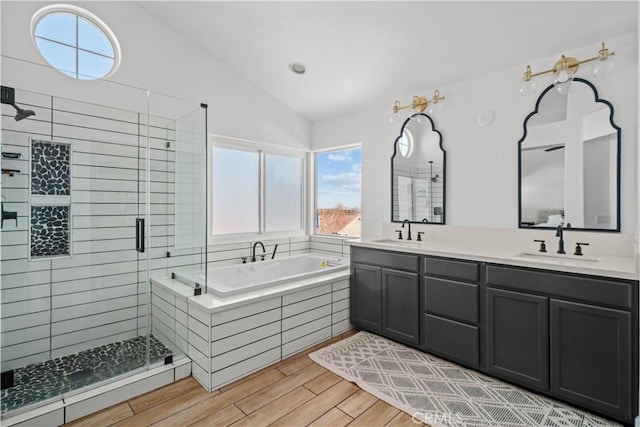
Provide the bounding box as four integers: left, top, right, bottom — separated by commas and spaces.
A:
517, 77, 621, 232
391, 112, 446, 224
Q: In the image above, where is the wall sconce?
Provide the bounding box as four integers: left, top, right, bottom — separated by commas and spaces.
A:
391, 90, 445, 123
520, 42, 615, 96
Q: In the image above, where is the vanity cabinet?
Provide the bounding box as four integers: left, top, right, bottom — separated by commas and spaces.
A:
350, 245, 638, 424
486, 264, 636, 422
550, 299, 631, 419
350, 247, 420, 345
486, 287, 549, 391
351, 263, 383, 332
422, 257, 481, 367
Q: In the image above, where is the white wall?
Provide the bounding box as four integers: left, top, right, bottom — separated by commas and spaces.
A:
0, 1, 311, 149
312, 33, 638, 239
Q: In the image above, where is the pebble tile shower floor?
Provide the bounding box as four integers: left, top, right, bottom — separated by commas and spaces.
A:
0, 335, 172, 414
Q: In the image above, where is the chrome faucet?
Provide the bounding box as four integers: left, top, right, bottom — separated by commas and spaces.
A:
402, 219, 412, 241
251, 241, 266, 262
555, 224, 565, 254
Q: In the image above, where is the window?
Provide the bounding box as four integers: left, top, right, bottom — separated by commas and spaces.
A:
31, 5, 121, 80
315, 146, 362, 237
210, 142, 305, 237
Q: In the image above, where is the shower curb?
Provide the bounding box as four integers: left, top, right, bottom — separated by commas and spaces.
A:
0, 358, 191, 426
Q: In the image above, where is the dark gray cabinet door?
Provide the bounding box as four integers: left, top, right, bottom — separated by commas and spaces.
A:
350, 263, 382, 332
486, 287, 549, 392
550, 299, 631, 420
382, 268, 420, 345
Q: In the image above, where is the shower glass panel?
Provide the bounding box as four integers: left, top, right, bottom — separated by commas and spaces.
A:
0, 79, 206, 417
145, 92, 207, 358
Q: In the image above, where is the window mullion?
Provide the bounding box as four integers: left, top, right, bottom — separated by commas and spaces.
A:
259, 150, 265, 235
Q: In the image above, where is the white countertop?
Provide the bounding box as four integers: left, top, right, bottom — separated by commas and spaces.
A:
351, 238, 639, 281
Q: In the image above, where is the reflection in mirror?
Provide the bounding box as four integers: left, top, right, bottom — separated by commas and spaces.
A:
392, 113, 445, 223
519, 78, 620, 231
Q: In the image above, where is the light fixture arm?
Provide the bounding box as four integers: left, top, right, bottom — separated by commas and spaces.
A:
393, 90, 445, 114
522, 42, 615, 82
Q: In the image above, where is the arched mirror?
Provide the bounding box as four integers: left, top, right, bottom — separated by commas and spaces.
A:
518, 78, 620, 231
392, 113, 445, 223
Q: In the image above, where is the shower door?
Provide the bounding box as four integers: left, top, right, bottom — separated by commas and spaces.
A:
0, 87, 158, 415
1, 84, 207, 417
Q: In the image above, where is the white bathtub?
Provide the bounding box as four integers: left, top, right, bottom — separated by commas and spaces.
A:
173, 253, 348, 297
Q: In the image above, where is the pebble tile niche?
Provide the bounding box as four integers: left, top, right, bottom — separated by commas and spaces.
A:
30, 206, 69, 258
0, 335, 172, 413
30, 140, 71, 259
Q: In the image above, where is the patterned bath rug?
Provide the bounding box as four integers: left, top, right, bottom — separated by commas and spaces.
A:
308, 331, 620, 427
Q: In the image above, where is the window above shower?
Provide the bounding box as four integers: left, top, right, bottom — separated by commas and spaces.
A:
31, 4, 121, 80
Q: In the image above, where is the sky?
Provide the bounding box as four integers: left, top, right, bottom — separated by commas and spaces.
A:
316, 147, 362, 209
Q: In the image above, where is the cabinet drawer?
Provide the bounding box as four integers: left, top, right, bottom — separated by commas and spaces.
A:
352, 247, 419, 272
424, 277, 478, 324
423, 314, 479, 367
486, 265, 633, 309
424, 257, 479, 282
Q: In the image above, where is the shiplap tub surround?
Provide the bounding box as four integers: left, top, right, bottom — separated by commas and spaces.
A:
0, 87, 206, 418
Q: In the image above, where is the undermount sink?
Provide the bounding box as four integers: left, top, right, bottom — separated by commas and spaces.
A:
372, 238, 421, 246
515, 251, 600, 264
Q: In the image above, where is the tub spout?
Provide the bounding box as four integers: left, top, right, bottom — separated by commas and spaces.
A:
252, 241, 266, 262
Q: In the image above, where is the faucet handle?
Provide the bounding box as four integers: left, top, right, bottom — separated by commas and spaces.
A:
417, 232, 425, 242
574, 242, 589, 256
533, 239, 547, 253
395, 230, 403, 240
241, 257, 247, 264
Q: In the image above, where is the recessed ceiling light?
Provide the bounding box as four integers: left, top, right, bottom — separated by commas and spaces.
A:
289, 62, 307, 75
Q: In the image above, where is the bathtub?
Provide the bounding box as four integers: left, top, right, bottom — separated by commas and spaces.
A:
173, 253, 348, 297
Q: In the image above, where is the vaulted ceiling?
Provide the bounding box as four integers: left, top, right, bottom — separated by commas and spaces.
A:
138, 1, 638, 121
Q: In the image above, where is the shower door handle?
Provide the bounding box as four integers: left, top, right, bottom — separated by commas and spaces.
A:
135, 218, 145, 253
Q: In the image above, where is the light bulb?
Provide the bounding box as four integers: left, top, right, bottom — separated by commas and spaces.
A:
416, 114, 423, 123
556, 80, 572, 96
519, 79, 537, 96
592, 59, 615, 77
556, 68, 570, 83
427, 102, 442, 115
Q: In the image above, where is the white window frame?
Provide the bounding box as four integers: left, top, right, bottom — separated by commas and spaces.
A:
30, 4, 122, 80
312, 143, 362, 239
208, 135, 308, 243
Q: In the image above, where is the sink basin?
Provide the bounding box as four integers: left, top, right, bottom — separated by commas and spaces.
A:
372, 238, 421, 246
515, 251, 600, 264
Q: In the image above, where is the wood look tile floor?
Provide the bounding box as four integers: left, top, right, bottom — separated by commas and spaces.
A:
66, 330, 428, 427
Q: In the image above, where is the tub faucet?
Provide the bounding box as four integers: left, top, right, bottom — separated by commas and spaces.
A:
402, 219, 412, 241
555, 223, 565, 254
252, 241, 266, 262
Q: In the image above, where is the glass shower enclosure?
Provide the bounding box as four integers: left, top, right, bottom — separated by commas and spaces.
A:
0, 77, 207, 417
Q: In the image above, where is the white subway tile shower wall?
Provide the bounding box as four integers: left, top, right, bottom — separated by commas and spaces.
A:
0, 88, 202, 371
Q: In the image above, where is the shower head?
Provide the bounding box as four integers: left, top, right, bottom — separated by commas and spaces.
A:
12, 104, 35, 122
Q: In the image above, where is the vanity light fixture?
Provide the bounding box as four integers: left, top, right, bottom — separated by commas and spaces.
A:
391, 90, 445, 123
520, 42, 615, 96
